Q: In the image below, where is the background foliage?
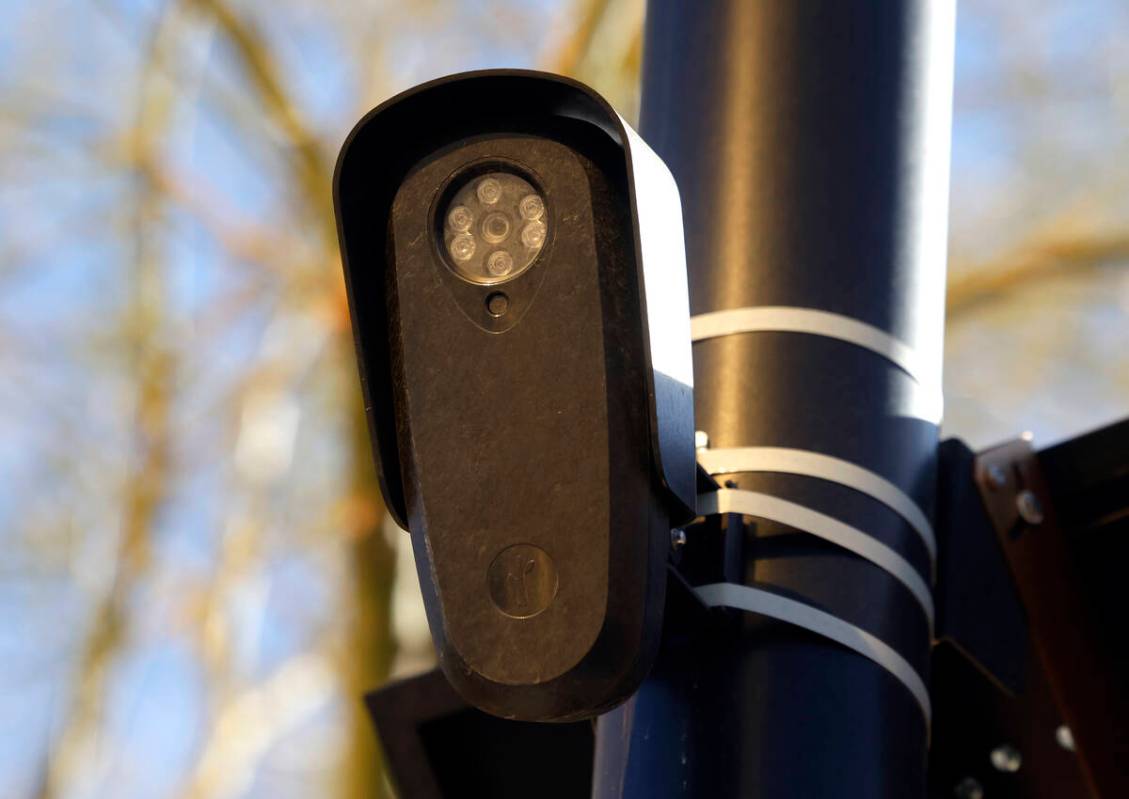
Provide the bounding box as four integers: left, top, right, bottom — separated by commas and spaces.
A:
1, 1, 1125, 796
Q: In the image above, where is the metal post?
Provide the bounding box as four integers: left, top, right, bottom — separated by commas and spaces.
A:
593, 2, 955, 796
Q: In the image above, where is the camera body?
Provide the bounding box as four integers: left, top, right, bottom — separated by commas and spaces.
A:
334, 70, 694, 721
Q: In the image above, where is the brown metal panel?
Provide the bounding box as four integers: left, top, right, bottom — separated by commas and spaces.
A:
975, 439, 1129, 797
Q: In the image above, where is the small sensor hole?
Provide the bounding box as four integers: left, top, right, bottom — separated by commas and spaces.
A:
486, 291, 509, 317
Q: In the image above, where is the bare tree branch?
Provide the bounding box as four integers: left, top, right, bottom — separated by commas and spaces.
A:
35, 3, 183, 794
179, 3, 397, 797
947, 228, 1129, 314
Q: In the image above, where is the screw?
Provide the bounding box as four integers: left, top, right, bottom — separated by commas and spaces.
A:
1055, 725, 1075, 752
1016, 490, 1044, 525
986, 463, 1008, 490
695, 430, 709, 450
990, 743, 1022, 773
953, 777, 983, 799
671, 529, 687, 550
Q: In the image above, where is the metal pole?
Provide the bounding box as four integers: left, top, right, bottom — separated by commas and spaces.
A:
594, 2, 955, 796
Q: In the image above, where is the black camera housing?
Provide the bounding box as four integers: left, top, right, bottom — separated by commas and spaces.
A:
334, 71, 694, 721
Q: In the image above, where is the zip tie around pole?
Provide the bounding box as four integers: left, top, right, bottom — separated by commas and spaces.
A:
690, 308, 936, 721
690, 306, 942, 422
699, 489, 934, 626
695, 582, 931, 723
696, 447, 936, 562
691, 306, 928, 384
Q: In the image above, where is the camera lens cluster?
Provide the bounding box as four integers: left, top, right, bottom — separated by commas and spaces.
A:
442, 171, 546, 285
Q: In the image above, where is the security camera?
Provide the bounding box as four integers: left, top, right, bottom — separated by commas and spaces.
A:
333, 70, 695, 721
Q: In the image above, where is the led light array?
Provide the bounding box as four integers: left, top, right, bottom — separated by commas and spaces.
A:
442, 171, 547, 285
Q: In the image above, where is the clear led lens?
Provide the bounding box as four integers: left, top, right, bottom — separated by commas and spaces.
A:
447, 205, 472, 232
440, 170, 547, 285
521, 220, 547, 249
487, 250, 514, 276
449, 232, 476, 261
476, 177, 502, 205
519, 194, 544, 220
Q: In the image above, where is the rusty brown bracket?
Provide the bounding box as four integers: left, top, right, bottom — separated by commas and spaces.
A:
975, 437, 1129, 798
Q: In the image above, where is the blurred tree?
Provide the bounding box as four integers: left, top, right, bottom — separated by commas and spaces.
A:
1, 1, 579, 796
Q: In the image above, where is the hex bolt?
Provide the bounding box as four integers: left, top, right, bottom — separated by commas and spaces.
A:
986, 463, 1008, 490
990, 743, 1022, 773
671, 529, 688, 550
953, 777, 983, 799
1016, 490, 1045, 525
1055, 725, 1076, 752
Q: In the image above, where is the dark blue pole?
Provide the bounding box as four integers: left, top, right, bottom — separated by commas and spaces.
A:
593, 2, 955, 796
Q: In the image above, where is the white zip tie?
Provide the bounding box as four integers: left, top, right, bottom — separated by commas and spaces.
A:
695, 582, 931, 723
699, 489, 934, 626
696, 447, 936, 562
690, 306, 942, 423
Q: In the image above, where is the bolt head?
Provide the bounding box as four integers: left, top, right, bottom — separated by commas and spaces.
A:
1055, 725, 1075, 752
671, 528, 687, 550
986, 463, 1008, 490
990, 743, 1022, 773
1016, 490, 1045, 525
